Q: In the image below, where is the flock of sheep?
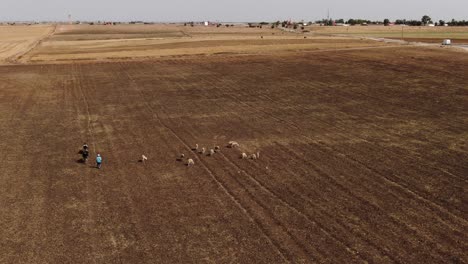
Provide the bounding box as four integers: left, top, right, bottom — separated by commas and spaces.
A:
180, 141, 260, 167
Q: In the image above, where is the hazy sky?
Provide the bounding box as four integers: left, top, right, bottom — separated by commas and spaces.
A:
1, 0, 466, 22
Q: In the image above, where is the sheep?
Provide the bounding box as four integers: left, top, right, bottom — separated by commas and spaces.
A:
241, 153, 248, 159
228, 141, 240, 148
177, 153, 185, 161
192, 144, 199, 151
187, 159, 195, 166
208, 149, 215, 156
141, 155, 148, 163
214, 146, 220, 152
256, 152, 260, 159
199, 147, 206, 154
250, 154, 257, 160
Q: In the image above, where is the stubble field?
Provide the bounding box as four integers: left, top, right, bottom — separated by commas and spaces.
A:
0, 25, 467, 263
0, 25, 54, 63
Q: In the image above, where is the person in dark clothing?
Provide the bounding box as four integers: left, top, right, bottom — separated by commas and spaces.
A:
82, 149, 89, 162
83, 143, 89, 152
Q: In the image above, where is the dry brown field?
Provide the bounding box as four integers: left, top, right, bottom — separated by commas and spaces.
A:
0, 25, 54, 63
308, 25, 468, 44
20, 24, 390, 63
0, 24, 467, 263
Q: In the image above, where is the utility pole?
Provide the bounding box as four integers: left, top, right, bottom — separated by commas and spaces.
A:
401, 26, 404, 41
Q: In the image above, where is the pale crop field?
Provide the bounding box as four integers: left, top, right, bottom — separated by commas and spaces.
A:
0, 25, 54, 63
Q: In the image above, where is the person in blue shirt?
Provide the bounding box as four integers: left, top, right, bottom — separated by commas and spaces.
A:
96, 154, 102, 169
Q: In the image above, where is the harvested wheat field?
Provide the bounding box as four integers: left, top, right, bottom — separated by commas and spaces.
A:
0, 25, 54, 63
21, 24, 390, 63
308, 25, 468, 43
0, 24, 467, 263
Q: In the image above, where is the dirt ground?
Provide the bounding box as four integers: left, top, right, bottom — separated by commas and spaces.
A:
0, 34, 467, 263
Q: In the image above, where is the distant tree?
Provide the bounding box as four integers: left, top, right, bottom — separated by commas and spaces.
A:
439, 20, 445, 26
336, 19, 344, 24
447, 19, 468, 26
395, 19, 403, 25
293, 24, 298, 29
384, 19, 390, 26
421, 15, 432, 25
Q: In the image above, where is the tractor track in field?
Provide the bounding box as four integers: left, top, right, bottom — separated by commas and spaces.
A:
272, 142, 466, 261
73, 63, 97, 154
1, 46, 466, 263
196, 63, 468, 221
163, 61, 451, 262
123, 61, 397, 263
115, 62, 293, 263
149, 58, 467, 262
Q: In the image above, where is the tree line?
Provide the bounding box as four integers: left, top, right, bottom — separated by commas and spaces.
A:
316, 16, 468, 26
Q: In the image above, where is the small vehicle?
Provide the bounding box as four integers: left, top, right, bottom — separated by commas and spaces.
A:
442, 39, 451, 46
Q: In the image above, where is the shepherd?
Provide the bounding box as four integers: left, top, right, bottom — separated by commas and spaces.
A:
82, 149, 89, 163
96, 154, 102, 169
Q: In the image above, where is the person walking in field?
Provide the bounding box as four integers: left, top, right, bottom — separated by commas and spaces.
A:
83, 143, 89, 152
82, 149, 89, 163
96, 154, 102, 169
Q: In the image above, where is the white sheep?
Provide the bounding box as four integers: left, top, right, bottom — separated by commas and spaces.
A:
229, 141, 240, 148
214, 146, 220, 152
256, 152, 260, 159
200, 147, 206, 154
180, 153, 185, 160
241, 153, 248, 159
187, 159, 195, 166
193, 144, 199, 151
141, 155, 148, 163
250, 154, 257, 160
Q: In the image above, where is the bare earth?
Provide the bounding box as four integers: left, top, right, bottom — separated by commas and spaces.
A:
0, 24, 467, 263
